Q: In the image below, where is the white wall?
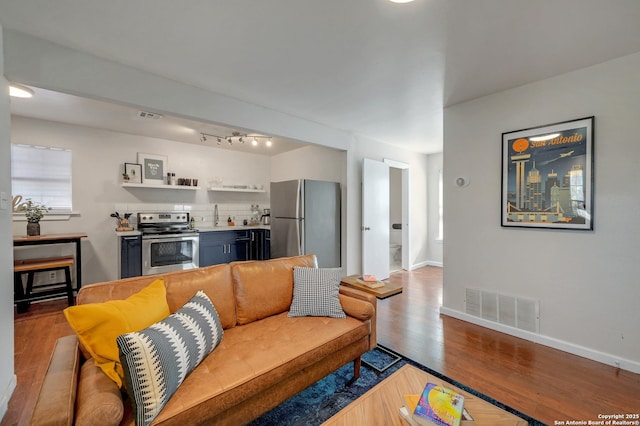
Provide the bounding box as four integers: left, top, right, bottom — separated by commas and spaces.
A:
0, 25, 17, 420
270, 145, 345, 183
443, 52, 640, 372
426, 153, 443, 266
11, 116, 272, 284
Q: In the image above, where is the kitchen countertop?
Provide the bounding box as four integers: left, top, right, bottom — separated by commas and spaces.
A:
116, 226, 270, 237
197, 225, 270, 232
115, 230, 141, 236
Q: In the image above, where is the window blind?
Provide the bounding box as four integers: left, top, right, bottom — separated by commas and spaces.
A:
11, 144, 73, 214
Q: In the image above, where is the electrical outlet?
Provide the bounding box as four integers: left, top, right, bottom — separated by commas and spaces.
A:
49, 271, 57, 281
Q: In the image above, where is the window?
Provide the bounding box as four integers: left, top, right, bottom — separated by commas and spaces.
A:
437, 169, 443, 240
11, 144, 73, 214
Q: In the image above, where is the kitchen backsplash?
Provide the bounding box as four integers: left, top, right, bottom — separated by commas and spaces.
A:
113, 203, 270, 228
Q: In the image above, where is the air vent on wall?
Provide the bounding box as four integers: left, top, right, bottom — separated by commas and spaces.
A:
465, 288, 539, 333
136, 111, 163, 120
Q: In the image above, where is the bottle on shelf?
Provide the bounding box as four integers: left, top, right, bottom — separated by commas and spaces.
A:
250, 204, 261, 225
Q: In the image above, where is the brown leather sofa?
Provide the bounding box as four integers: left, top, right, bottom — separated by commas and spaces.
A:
30, 254, 377, 425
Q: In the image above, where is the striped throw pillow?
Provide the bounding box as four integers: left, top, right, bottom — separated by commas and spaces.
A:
116, 290, 223, 426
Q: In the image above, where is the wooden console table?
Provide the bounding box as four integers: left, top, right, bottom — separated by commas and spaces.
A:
13, 233, 88, 291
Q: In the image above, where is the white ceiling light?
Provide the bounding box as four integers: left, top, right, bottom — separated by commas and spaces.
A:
9, 84, 34, 98
389, 0, 415, 3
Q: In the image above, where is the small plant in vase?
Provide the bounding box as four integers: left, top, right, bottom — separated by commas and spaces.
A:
122, 173, 130, 182
21, 199, 50, 236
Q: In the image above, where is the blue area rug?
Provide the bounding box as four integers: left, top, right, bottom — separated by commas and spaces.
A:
250, 345, 545, 425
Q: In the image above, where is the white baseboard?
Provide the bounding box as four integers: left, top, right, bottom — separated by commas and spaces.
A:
440, 307, 640, 374
0, 375, 17, 422
411, 260, 443, 270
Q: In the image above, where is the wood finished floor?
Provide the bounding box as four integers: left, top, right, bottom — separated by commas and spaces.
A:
377, 267, 640, 424
3, 266, 639, 425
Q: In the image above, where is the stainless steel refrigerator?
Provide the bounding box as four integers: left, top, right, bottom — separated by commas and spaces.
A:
270, 179, 341, 268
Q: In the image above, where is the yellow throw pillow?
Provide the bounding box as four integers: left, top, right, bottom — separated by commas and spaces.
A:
64, 279, 170, 388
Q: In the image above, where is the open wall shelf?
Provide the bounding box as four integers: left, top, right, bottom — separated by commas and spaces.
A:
122, 183, 200, 190
207, 187, 265, 193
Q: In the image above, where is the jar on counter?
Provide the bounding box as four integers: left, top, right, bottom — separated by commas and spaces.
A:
251, 204, 261, 225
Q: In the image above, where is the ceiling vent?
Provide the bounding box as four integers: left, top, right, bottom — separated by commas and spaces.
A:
136, 111, 163, 120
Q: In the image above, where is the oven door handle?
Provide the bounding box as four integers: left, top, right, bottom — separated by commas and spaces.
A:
142, 235, 199, 243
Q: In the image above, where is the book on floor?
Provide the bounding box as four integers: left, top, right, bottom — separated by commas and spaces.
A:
404, 394, 473, 419
400, 405, 474, 426
401, 395, 473, 422
411, 383, 465, 426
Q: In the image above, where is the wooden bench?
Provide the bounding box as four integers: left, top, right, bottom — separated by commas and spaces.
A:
14, 256, 75, 313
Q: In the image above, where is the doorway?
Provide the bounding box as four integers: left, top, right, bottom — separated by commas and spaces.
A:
389, 167, 403, 272
384, 159, 410, 273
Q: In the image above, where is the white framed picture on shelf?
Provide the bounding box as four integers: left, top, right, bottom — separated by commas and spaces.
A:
137, 153, 167, 185
124, 163, 142, 183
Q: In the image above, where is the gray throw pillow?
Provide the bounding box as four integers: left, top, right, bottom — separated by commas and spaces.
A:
116, 290, 223, 426
289, 267, 346, 318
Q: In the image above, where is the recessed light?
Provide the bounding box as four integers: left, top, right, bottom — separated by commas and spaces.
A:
389, 0, 415, 3
9, 84, 34, 98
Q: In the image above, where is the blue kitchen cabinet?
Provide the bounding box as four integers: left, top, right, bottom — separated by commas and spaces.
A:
263, 229, 271, 260
119, 235, 142, 278
249, 229, 270, 260
200, 230, 250, 267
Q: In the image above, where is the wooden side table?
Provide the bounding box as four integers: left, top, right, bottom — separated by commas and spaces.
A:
340, 274, 402, 299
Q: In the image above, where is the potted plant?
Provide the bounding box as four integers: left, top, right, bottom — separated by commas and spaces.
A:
122, 173, 130, 182
21, 199, 50, 236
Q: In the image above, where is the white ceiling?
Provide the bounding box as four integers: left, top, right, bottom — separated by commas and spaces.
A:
2, 0, 640, 155
9, 86, 307, 156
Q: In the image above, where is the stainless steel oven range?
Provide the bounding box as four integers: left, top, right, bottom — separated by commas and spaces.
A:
138, 212, 199, 276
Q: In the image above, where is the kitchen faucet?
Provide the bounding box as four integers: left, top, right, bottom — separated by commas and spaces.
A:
214, 204, 219, 226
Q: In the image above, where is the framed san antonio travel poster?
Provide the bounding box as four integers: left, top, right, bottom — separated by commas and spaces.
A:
501, 116, 594, 230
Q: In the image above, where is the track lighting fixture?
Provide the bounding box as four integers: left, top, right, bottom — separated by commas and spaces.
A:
200, 131, 273, 148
